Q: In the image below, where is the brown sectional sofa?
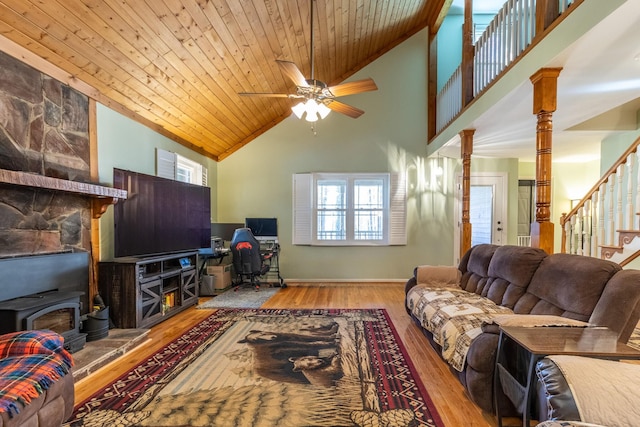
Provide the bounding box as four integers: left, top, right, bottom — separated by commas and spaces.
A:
405, 244, 640, 415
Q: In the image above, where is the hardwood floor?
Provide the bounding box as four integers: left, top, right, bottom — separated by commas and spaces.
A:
73, 283, 499, 426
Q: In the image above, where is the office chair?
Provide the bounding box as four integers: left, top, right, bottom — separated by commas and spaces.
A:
230, 228, 271, 291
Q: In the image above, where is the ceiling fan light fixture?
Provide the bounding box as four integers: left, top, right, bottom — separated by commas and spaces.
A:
304, 99, 320, 122
317, 102, 331, 119
291, 102, 306, 119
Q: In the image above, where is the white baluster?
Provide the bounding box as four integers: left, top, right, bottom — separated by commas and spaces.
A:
636, 150, 640, 230
564, 219, 572, 254
584, 199, 592, 257
607, 178, 615, 246
617, 165, 624, 242
576, 206, 584, 255
628, 153, 635, 230
570, 215, 577, 254
596, 188, 603, 257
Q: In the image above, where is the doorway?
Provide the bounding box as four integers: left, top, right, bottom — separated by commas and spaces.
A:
454, 173, 507, 264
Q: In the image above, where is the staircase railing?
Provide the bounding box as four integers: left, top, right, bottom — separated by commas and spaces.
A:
560, 136, 640, 265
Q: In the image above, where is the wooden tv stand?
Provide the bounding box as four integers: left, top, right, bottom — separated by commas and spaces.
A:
98, 251, 199, 329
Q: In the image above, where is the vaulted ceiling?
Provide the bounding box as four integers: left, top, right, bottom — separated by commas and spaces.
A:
0, 0, 449, 161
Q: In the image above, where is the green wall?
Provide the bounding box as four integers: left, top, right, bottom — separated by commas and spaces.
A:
216, 29, 459, 280
94, 24, 608, 280
96, 105, 218, 259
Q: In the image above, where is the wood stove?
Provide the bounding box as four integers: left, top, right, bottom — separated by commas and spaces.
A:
0, 291, 86, 353
0, 252, 90, 353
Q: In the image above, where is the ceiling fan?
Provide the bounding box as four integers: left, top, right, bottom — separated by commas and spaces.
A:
238, 0, 378, 122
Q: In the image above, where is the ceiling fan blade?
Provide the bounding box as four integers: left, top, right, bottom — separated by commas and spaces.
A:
328, 78, 378, 97
327, 100, 365, 118
277, 60, 310, 87
238, 92, 291, 98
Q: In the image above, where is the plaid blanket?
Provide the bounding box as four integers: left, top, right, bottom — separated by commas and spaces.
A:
407, 285, 513, 371
0, 330, 73, 417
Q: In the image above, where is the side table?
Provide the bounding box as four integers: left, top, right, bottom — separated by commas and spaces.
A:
494, 325, 640, 427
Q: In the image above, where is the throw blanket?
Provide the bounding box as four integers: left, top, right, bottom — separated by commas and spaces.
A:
0, 330, 73, 416
544, 355, 640, 427
415, 265, 461, 287
407, 285, 513, 371
487, 314, 589, 328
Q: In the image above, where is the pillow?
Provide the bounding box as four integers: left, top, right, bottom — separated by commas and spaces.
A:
415, 265, 461, 288
0, 330, 66, 359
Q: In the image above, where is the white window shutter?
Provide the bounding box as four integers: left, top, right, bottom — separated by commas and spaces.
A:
293, 173, 313, 245
201, 167, 208, 187
156, 148, 177, 180
389, 172, 407, 245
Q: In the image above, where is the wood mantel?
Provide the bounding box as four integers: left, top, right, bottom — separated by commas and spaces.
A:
0, 168, 127, 219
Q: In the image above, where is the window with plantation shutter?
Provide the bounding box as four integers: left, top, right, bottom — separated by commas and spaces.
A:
293, 172, 406, 246
156, 148, 207, 186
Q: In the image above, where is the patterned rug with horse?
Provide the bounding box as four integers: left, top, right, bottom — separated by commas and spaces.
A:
67, 308, 443, 427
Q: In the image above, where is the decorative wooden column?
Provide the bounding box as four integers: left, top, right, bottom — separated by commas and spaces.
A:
89, 98, 100, 305
460, 129, 475, 257
461, 0, 475, 106
530, 68, 562, 254
427, 31, 438, 141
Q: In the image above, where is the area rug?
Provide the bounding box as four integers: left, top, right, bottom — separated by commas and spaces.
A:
198, 286, 280, 309
67, 308, 443, 427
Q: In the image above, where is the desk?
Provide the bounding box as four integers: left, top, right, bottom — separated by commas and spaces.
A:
494, 326, 640, 427
197, 248, 229, 280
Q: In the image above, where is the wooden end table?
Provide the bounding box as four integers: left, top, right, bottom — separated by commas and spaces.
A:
494, 325, 640, 427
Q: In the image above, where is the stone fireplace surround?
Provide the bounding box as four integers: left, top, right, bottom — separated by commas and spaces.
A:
0, 49, 92, 260
0, 44, 125, 345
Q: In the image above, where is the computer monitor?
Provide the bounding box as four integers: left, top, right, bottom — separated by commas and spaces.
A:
245, 218, 278, 242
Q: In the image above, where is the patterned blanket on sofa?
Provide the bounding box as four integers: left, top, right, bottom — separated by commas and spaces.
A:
406, 285, 513, 371
0, 330, 73, 416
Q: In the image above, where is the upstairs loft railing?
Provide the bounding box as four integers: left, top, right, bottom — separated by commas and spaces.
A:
560, 136, 640, 265
436, 0, 576, 133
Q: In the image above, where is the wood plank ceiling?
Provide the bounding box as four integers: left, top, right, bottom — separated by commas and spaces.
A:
0, 0, 448, 161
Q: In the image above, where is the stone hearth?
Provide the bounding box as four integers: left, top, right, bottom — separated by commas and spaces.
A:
71, 328, 150, 383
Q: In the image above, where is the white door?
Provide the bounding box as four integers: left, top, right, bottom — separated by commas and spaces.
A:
454, 173, 507, 264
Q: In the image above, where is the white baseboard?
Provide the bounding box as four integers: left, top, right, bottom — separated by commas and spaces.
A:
282, 279, 406, 286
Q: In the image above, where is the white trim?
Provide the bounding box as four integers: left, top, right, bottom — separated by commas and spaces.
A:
453, 172, 508, 263
292, 173, 313, 245
156, 148, 207, 186
156, 148, 177, 180
293, 172, 406, 246
389, 172, 407, 245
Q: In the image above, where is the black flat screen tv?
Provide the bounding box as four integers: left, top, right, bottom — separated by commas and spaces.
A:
113, 168, 211, 258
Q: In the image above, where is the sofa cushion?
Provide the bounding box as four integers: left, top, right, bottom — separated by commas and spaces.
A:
460, 244, 497, 295
485, 245, 547, 307
518, 254, 620, 319
459, 244, 546, 308
590, 269, 640, 342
